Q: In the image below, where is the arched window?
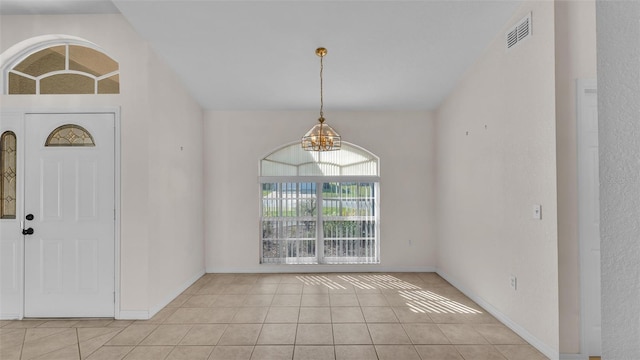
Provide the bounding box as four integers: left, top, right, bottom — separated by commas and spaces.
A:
1, 131, 17, 219
4, 40, 119, 95
259, 142, 380, 265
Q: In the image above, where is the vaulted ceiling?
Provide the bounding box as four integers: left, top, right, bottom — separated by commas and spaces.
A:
0, 0, 522, 111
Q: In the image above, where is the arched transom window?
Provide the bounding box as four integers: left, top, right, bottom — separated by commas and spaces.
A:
6, 43, 119, 95
260, 142, 380, 265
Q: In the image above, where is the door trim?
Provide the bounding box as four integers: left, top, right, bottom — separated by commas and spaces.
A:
576, 79, 599, 357
8, 108, 120, 319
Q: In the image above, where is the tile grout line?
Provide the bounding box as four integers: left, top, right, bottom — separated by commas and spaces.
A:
75, 328, 81, 360
18, 327, 26, 360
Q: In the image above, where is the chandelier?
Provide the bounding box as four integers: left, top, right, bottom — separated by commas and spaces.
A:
301, 47, 341, 151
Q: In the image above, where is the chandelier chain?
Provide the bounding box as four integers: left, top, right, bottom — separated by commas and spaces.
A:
319, 54, 324, 119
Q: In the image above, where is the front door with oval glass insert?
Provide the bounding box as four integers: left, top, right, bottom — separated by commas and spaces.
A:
24, 113, 114, 317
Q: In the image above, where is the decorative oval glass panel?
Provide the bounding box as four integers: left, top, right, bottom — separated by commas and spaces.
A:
45, 124, 95, 147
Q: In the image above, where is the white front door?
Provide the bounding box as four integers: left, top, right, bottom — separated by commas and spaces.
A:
23, 113, 115, 318
577, 80, 601, 356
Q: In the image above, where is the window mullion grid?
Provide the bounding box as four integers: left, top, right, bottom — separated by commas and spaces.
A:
340, 188, 344, 260
287, 183, 293, 260
363, 183, 369, 263
374, 182, 380, 261
317, 181, 325, 264
369, 183, 373, 261
346, 185, 350, 261
365, 184, 370, 263
347, 184, 351, 261
259, 183, 263, 263
295, 183, 300, 261
359, 183, 364, 262
278, 183, 284, 262
336, 190, 340, 260
65, 44, 69, 71
366, 183, 371, 261
356, 183, 361, 262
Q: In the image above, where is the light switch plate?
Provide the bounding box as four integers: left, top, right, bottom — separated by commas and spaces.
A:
533, 204, 542, 220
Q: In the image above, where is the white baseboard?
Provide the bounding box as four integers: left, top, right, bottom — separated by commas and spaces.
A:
116, 269, 205, 320
205, 265, 436, 273
147, 269, 205, 319
0, 313, 21, 320
436, 270, 560, 360
560, 354, 588, 360
117, 310, 149, 320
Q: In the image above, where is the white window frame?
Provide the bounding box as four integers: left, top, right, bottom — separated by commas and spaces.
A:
259, 141, 380, 265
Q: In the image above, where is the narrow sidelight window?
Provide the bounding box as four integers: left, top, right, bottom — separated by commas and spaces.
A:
0, 131, 17, 219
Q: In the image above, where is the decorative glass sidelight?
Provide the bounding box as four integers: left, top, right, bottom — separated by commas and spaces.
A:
0, 131, 17, 219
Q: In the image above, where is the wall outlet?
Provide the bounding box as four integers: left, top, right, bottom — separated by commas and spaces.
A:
510, 275, 517, 290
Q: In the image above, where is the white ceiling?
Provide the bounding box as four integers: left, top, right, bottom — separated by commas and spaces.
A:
1, 0, 522, 111
0, 0, 119, 14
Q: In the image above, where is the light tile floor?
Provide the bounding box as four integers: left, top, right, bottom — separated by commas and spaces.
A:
0, 273, 549, 360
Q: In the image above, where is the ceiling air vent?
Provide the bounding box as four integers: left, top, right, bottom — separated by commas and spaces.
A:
506, 13, 532, 50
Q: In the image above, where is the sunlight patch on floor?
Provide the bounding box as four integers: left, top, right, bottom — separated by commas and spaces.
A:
399, 290, 482, 314
295, 275, 346, 289
296, 274, 482, 315
338, 274, 422, 290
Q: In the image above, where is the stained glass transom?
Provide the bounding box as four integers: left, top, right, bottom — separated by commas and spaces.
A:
1, 131, 17, 219
45, 124, 95, 147
6, 43, 119, 95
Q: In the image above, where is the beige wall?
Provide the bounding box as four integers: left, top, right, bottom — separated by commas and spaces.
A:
204, 111, 436, 273
147, 49, 205, 313
554, 0, 597, 354
435, 1, 559, 357
0, 14, 205, 317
